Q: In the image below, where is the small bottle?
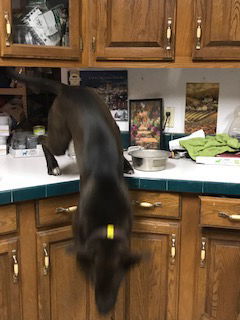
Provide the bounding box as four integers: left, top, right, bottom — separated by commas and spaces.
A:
228, 110, 240, 140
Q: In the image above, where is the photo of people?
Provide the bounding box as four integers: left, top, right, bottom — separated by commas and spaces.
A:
80, 70, 128, 123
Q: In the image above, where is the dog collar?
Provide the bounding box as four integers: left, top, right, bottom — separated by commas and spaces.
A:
87, 224, 127, 243
107, 224, 114, 239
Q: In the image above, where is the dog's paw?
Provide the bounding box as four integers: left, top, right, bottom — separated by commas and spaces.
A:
124, 167, 134, 175
48, 166, 61, 176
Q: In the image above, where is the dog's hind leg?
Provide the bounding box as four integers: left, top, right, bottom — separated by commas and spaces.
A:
41, 99, 72, 175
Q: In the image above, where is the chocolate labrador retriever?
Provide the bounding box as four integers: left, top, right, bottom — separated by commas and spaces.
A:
9, 70, 140, 314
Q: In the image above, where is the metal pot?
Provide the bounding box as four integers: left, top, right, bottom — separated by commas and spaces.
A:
129, 149, 169, 171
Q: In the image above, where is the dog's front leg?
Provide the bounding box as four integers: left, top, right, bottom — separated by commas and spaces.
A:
123, 156, 134, 174
42, 143, 61, 176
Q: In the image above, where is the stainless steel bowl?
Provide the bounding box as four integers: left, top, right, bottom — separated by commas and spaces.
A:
129, 149, 169, 171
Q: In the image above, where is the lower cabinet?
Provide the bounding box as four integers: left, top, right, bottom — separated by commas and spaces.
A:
0, 192, 240, 320
36, 226, 87, 320
125, 219, 180, 320
193, 231, 240, 320
0, 238, 22, 320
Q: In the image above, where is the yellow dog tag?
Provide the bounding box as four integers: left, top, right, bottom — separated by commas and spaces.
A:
107, 224, 114, 239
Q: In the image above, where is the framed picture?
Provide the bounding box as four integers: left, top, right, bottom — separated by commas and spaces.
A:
129, 98, 163, 149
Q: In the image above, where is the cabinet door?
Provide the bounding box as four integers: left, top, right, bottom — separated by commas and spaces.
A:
0, 0, 81, 60
91, 0, 176, 61
0, 238, 22, 320
193, 231, 240, 320
121, 219, 180, 320
36, 226, 87, 320
193, 0, 240, 60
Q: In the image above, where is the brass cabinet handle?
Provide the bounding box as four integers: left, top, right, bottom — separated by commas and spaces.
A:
56, 206, 77, 214
196, 18, 202, 50
12, 249, 19, 283
166, 18, 172, 50
92, 36, 96, 52
132, 200, 162, 209
4, 12, 12, 47
170, 234, 176, 264
200, 238, 207, 267
43, 244, 50, 276
219, 212, 240, 221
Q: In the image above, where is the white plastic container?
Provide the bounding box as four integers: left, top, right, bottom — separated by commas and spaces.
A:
0, 113, 9, 125
228, 111, 240, 140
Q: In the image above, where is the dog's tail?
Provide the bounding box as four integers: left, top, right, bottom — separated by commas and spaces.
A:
7, 68, 63, 95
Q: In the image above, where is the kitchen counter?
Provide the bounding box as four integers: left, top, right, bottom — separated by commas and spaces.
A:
0, 154, 239, 205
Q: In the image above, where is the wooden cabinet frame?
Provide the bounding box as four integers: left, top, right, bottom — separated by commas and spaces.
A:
0, 0, 82, 60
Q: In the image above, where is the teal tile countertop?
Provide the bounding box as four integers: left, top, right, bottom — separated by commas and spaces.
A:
0, 153, 239, 205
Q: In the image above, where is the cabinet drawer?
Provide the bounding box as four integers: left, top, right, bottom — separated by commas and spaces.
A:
130, 191, 181, 219
36, 194, 78, 227
200, 196, 240, 229
0, 205, 17, 234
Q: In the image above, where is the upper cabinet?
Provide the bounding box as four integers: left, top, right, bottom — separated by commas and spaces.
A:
90, 0, 177, 62
0, 0, 82, 60
193, 0, 240, 60
1, 0, 240, 66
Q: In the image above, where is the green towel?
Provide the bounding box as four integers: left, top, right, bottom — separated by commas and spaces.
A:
179, 134, 240, 160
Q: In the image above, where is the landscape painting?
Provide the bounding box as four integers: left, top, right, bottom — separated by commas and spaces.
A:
185, 83, 219, 134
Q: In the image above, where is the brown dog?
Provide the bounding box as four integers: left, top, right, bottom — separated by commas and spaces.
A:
9, 70, 140, 314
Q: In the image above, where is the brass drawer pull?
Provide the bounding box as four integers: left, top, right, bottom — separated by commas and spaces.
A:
43, 244, 50, 275
132, 201, 162, 209
166, 18, 172, 50
12, 249, 19, 283
56, 206, 77, 214
4, 12, 11, 46
195, 18, 202, 49
219, 212, 240, 221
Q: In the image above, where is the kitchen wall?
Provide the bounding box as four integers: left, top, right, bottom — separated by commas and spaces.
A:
62, 68, 240, 134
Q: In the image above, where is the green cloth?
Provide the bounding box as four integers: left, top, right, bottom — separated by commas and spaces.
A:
179, 134, 240, 160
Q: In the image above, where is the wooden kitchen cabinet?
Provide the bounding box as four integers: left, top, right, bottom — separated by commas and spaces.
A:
0, 204, 22, 320
1, 191, 240, 320
0, 0, 82, 61
193, 230, 240, 320
36, 226, 87, 320
0, 238, 22, 320
124, 218, 180, 320
90, 0, 177, 62
193, 0, 240, 60
192, 196, 240, 320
